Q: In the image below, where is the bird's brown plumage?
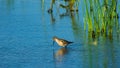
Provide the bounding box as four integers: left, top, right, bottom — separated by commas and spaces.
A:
53, 36, 73, 47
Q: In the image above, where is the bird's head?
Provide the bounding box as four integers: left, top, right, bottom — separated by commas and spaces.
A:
53, 36, 58, 41
52, 36, 58, 45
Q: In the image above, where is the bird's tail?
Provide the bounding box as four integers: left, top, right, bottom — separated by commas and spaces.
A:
68, 41, 73, 44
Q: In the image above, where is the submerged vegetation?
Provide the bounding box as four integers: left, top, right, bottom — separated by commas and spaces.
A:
48, 0, 80, 13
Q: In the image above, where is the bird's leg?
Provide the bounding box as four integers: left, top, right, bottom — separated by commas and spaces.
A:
53, 41, 55, 45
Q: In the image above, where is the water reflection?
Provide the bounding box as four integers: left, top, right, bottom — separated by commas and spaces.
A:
49, 12, 56, 24
48, 0, 55, 13
6, 0, 14, 7
59, 11, 70, 19
70, 13, 82, 41
55, 47, 68, 62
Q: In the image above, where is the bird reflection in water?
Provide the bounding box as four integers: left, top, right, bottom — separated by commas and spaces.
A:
55, 47, 68, 62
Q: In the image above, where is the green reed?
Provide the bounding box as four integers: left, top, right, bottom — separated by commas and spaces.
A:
83, 0, 119, 37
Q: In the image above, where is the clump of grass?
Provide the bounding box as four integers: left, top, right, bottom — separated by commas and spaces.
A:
83, 0, 119, 40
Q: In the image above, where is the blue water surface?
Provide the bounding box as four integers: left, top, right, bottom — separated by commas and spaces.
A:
0, 0, 120, 68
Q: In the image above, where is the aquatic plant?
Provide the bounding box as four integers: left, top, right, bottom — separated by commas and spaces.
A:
83, 0, 119, 39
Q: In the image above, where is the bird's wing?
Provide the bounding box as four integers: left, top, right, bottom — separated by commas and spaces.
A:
60, 39, 69, 44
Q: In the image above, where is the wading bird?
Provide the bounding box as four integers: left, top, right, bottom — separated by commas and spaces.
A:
53, 36, 73, 47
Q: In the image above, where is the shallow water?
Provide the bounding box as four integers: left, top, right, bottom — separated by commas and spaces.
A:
0, 0, 120, 68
